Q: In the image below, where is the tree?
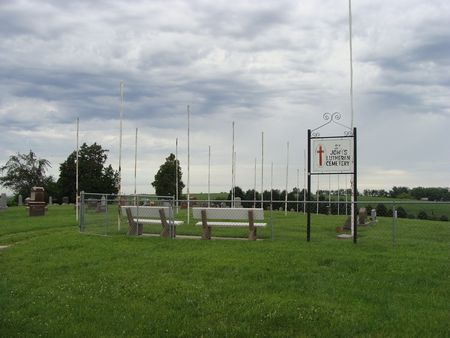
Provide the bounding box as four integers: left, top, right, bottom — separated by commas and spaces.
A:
151, 153, 184, 197
376, 203, 388, 217
0, 150, 52, 197
58, 143, 119, 202
227, 186, 245, 201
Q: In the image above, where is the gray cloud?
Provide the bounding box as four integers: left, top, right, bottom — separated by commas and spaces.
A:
1, 0, 449, 194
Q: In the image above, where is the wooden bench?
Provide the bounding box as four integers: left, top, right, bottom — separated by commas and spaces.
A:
121, 206, 183, 237
192, 207, 267, 240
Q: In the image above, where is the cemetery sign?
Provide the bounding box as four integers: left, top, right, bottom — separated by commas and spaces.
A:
312, 138, 353, 174
307, 112, 358, 243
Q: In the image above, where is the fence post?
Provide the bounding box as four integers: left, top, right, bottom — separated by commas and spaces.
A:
392, 202, 397, 248
270, 202, 273, 241
80, 191, 85, 232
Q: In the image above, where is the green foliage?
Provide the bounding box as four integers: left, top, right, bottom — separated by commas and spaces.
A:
410, 187, 450, 201
396, 206, 407, 218
417, 210, 429, 220
151, 153, 184, 197
58, 143, 118, 202
227, 186, 245, 201
390, 186, 410, 198
0, 150, 52, 197
439, 215, 448, 221
376, 203, 388, 217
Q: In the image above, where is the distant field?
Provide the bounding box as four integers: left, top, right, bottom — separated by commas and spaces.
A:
1, 205, 449, 337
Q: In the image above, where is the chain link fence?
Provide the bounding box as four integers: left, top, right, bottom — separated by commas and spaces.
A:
77, 192, 449, 245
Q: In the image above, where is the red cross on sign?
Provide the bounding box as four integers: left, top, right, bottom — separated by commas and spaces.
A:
316, 145, 324, 166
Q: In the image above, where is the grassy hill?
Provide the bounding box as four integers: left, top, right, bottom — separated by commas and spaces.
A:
1, 205, 449, 337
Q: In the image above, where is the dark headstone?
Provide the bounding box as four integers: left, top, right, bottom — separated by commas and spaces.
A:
29, 187, 46, 216
358, 208, 367, 225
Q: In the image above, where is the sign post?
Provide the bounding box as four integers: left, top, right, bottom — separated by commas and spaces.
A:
307, 113, 357, 243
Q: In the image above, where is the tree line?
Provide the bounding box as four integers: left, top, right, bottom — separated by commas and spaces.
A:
0, 144, 119, 203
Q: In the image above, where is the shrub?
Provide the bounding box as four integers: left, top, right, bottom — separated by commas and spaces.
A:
396, 206, 407, 218
376, 203, 388, 217
417, 211, 428, 220
439, 215, 449, 222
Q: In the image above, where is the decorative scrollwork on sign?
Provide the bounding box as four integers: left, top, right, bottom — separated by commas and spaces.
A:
311, 112, 351, 135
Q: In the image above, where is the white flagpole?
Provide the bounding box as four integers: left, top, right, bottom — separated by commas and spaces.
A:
270, 161, 273, 204
134, 128, 138, 199
76, 117, 79, 221
349, 0, 355, 236
317, 175, 320, 215
337, 175, 340, 215
231, 121, 235, 207
296, 168, 299, 212
208, 145, 211, 207
175, 137, 179, 213
329, 175, 331, 215
261, 131, 264, 208
285, 141, 289, 216
187, 105, 190, 224
118, 81, 124, 231
253, 158, 257, 208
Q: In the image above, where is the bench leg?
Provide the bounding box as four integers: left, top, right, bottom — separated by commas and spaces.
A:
248, 227, 257, 240
201, 226, 211, 240
201, 210, 211, 240
159, 209, 170, 237
248, 210, 257, 240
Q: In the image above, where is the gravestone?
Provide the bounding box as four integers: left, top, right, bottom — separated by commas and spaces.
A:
337, 216, 352, 232
28, 187, 46, 216
234, 197, 242, 208
49, 196, 53, 205
0, 193, 7, 210
370, 209, 377, 222
96, 195, 107, 213
358, 208, 367, 225
62, 196, 69, 204
18, 194, 23, 206
87, 198, 97, 209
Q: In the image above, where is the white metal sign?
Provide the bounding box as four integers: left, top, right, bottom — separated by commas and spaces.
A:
312, 138, 353, 173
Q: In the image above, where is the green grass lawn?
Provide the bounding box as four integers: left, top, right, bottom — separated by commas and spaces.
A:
1, 206, 449, 337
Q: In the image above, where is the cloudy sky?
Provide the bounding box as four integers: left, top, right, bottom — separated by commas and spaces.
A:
1, 0, 449, 195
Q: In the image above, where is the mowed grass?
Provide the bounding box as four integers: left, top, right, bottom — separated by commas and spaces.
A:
1, 206, 449, 337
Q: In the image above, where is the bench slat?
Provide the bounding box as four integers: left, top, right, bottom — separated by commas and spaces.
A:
135, 218, 184, 226
195, 221, 266, 227
121, 206, 173, 219
192, 207, 264, 220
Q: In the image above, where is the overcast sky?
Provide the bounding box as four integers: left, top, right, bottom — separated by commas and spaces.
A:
1, 0, 449, 195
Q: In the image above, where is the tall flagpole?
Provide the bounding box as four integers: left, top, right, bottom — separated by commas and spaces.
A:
134, 128, 138, 198
231, 121, 235, 207
175, 138, 179, 213
296, 168, 300, 212
118, 81, 124, 231
285, 141, 289, 216
187, 105, 190, 224
208, 145, 211, 207
261, 131, 264, 208
349, 0, 355, 235
253, 158, 257, 208
76, 117, 79, 221
270, 161, 273, 204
